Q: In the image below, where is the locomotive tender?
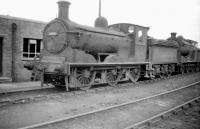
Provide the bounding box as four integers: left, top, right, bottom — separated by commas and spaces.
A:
39, 1, 200, 90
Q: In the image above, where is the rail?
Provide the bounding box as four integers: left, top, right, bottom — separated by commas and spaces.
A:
19, 81, 200, 129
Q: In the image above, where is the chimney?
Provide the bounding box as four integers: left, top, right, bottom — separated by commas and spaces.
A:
171, 32, 177, 40
57, 1, 71, 20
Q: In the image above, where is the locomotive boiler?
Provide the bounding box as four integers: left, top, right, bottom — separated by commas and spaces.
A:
35, 1, 200, 91
43, 1, 149, 63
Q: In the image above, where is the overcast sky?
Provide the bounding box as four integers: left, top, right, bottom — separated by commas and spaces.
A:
0, 0, 200, 47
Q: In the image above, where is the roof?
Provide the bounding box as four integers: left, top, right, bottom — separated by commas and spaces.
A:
69, 20, 126, 37
110, 23, 150, 29
0, 14, 47, 24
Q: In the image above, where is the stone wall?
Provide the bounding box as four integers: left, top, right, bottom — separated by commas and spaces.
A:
0, 15, 46, 81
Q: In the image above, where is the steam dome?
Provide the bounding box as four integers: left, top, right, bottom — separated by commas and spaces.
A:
94, 16, 108, 29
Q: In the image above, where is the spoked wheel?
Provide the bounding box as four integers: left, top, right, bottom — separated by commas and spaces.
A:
190, 66, 194, 73
166, 65, 173, 76
191, 66, 195, 73
76, 70, 96, 90
196, 66, 200, 72
128, 68, 141, 83
152, 66, 160, 78
106, 70, 119, 87
159, 66, 165, 78
185, 66, 190, 73
180, 65, 185, 74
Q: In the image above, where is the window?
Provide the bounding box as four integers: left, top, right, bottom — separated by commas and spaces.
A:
128, 26, 134, 33
138, 30, 143, 41
23, 38, 42, 60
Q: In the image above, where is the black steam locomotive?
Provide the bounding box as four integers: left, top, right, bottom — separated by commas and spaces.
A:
33, 1, 200, 90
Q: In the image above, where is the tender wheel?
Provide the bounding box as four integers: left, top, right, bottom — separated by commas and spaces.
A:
159, 66, 165, 78
128, 68, 141, 83
191, 66, 195, 73
180, 65, 185, 74
185, 66, 190, 73
196, 66, 200, 72
76, 70, 96, 90
152, 66, 160, 78
167, 65, 173, 76
106, 70, 118, 87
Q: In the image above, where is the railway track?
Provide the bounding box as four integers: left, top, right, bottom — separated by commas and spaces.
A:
19, 81, 200, 129
125, 97, 200, 129
0, 72, 199, 107
144, 98, 200, 129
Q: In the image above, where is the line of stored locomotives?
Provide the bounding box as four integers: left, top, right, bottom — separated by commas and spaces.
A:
28, 1, 200, 91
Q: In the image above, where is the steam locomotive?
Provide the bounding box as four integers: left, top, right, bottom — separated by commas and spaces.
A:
35, 1, 200, 91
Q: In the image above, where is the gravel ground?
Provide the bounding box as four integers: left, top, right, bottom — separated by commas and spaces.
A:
0, 73, 200, 129
144, 101, 200, 129
32, 84, 200, 129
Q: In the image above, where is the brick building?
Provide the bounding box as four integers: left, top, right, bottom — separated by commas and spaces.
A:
0, 15, 46, 82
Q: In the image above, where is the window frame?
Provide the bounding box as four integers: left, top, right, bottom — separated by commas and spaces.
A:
138, 30, 143, 42
22, 38, 42, 61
